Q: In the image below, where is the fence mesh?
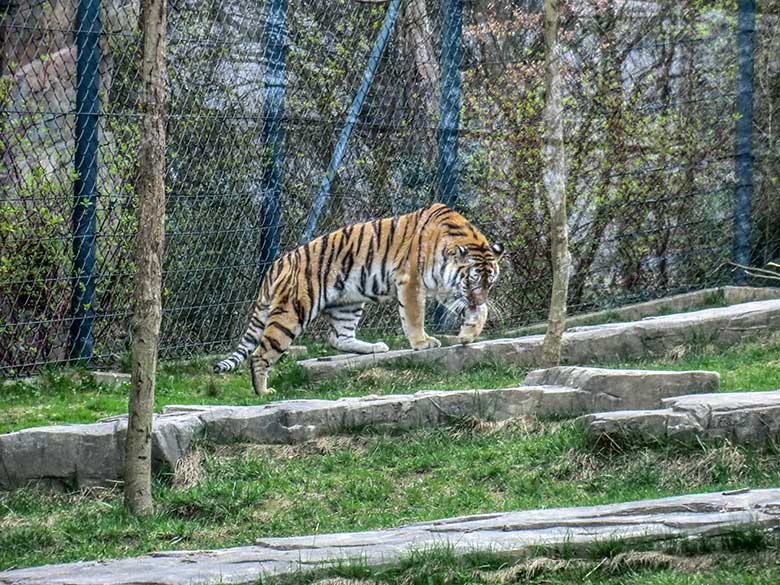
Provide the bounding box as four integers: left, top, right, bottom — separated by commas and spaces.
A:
2, 0, 779, 374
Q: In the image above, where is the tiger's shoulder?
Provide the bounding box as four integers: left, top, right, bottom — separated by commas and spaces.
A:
421, 204, 491, 248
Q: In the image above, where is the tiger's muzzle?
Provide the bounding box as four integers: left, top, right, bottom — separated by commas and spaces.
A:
468, 287, 488, 309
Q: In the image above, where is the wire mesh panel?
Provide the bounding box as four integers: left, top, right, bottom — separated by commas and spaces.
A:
1, 0, 778, 374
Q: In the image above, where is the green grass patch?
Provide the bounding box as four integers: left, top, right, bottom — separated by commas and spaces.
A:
606, 333, 780, 392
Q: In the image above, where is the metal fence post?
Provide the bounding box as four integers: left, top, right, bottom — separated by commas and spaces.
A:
258, 0, 289, 273
69, 0, 101, 361
301, 0, 402, 243
733, 0, 755, 284
433, 0, 462, 332
435, 0, 462, 208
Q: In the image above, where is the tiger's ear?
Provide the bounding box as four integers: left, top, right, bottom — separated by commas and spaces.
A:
449, 245, 471, 264
490, 243, 505, 259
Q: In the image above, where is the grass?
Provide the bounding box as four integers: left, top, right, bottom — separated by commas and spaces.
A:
1, 335, 780, 573
607, 334, 780, 392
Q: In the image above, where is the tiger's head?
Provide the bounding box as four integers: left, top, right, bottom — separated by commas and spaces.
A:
447, 242, 504, 309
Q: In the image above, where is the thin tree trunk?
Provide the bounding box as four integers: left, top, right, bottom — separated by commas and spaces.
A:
404, 0, 439, 117
124, 0, 167, 517
540, 0, 570, 367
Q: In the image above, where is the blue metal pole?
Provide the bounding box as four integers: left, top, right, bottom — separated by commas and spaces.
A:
301, 0, 402, 243
733, 0, 755, 285
434, 0, 463, 332
258, 0, 288, 272
436, 0, 462, 208
69, 0, 101, 361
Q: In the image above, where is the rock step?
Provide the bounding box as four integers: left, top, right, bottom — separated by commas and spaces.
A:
524, 366, 719, 412
503, 285, 780, 337
298, 299, 780, 378
2, 488, 779, 584
578, 391, 780, 445
0, 367, 717, 491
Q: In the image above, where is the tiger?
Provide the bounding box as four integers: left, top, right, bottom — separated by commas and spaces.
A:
214, 203, 504, 395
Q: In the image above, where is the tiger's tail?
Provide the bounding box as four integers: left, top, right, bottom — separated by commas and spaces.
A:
213, 318, 266, 373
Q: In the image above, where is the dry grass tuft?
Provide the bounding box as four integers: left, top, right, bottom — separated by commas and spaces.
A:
474, 557, 577, 583
664, 343, 719, 362
173, 448, 206, 490
660, 441, 748, 487
474, 552, 713, 583
213, 435, 373, 462
450, 415, 564, 439
548, 448, 600, 482
603, 550, 712, 574
665, 344, 690, 362
356, 367, 398, 385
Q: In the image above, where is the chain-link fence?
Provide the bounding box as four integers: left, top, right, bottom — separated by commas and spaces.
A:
2, 0, 779, 375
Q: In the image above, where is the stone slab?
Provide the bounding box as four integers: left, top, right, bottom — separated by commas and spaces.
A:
0, 412, 203, 491
1, 366, 715, 490
2, 489, 779, 584
0, 422, 125, 491
524, 367, 719, 412
578, 391, 780, 445
298, 300, 780, 378
504, 286, 780, 337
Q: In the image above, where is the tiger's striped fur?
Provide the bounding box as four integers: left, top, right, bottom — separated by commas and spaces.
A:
214, 203, 503, 395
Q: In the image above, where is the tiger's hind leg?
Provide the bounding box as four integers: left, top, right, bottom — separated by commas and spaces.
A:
324, 304, 389, 354
250, 310, 303, 396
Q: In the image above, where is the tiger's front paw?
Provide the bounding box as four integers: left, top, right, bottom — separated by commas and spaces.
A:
457, 332, 477, 345
411, 335, 441, 350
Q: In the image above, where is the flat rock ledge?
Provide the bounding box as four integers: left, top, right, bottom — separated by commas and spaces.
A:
0, 367, 717, 490
2, 489, 779, 585
504, 286, 780, 337
299, 300, 780, 378
578, 391, 780, 445
524, 367, 718, 413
